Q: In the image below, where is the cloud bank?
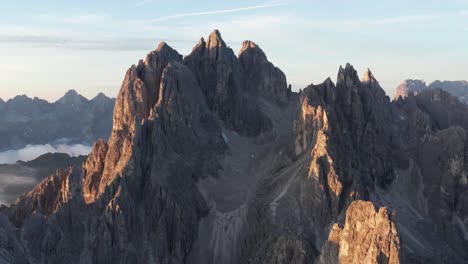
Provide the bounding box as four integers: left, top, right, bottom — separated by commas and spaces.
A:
0, 144, 92, 164
0, 173, 38, 205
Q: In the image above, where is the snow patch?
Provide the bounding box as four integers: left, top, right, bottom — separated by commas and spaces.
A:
221, 132, 228, 144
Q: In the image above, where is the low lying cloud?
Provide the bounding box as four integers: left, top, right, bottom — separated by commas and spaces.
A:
0, 144, 92, 164
0, 173, 38, 205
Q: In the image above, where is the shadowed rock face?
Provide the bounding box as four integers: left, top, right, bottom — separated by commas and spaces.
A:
238, 40, 288, 104
2, 30, 468, 264
184, 30, 272, 136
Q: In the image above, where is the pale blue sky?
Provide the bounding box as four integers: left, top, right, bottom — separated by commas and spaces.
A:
0, 0, 467, 101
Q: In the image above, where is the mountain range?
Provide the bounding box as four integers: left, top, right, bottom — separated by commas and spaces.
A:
0, 90, 115, 151
394, 79, 468, 103
0, 30, 467, 263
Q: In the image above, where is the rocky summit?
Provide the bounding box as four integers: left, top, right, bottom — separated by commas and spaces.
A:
1, 30, 467, 264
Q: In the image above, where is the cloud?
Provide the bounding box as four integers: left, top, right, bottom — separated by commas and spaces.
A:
0, 2, 287, 51
0, 173, 38, 205
0, 144, 92, 164
0, 34, 177, 51
131, 1, 286, 23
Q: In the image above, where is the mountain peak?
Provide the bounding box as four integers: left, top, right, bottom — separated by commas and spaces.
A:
362, 68, 375, 82
9, 94, 32, 104
57, 89, 88, 105
241, 40, 258, 50
156, 41, 171, 52
238, 40, 268, 65
324, 77, 335, 86
91, 92, 111, 102
63, 89, 79, 98
207, 29, 226, 49
394, 79, 427, 100
337, 63, 360, 86
145, 41, 182, 67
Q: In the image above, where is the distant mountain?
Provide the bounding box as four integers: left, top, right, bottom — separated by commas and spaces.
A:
394, 79, 427, 99
394, 79, 468, 103
0, 90, 115, 151
429, 80, 468, 102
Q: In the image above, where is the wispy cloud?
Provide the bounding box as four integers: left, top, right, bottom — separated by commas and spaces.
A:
0, 33, 199, 51
132, 1, 286, 23
0, 144, 92, 164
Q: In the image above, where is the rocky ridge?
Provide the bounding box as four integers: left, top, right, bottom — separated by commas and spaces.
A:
0, 30, 467, 263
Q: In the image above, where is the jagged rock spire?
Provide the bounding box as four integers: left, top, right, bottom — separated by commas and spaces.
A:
337, 63, 361, 88
238, 40, 268, 64
206, 29, 226, 49
362, 68, 375, 82
184, 30, 272, 136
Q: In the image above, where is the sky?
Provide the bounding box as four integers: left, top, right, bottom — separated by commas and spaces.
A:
0, 0, 467, 101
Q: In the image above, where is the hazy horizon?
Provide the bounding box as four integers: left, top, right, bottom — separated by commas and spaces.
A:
1, 0, 467, 101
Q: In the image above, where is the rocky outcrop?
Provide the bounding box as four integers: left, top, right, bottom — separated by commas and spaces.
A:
82, 139, 109, 203
11, 167, 82, 226
184, 30, 273, 136
238, 40, 288, 103
294, 65, 395, 216
319, 201, 401, 264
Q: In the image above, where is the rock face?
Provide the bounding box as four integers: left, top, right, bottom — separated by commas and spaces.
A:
11, 167, 82, 226
184, 30, 272, 136
238, 40, 288, 103
319, 201, 400, 264
0, 90, 115, 151
1, 30, 467, 264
